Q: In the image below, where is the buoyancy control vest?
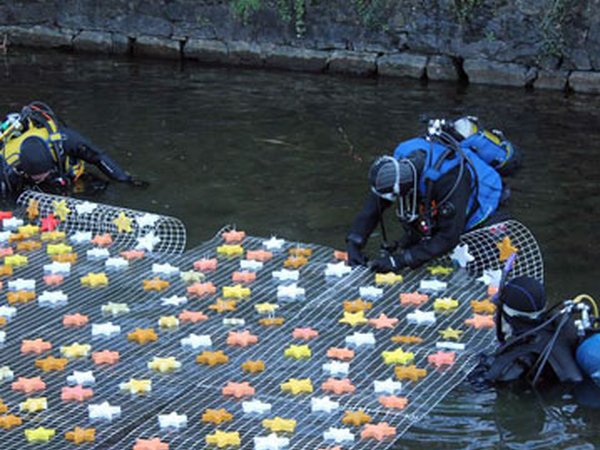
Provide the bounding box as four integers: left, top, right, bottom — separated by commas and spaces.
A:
460, 130, 517, 176
393, 137, 503, 230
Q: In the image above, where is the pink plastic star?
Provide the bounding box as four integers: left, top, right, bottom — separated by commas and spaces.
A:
40, 214, 60, 232
292, 327, 319, 341
231, 271, 256, 284
222, 230, 246, 244
246, 249, 273, 262
326, 347, 355, 361
0, 247, 13, 257
187, 282, 216, 297
321, 378, 356, 395
44, 274, 64, 286
92, 350, 120, 365
91, 233, 113, 247
400, 291, 429, 306
61, 385, 94, 402
63, 313, 89, 328
120, 249, 145, 260
333, 250, 348, 262
178, 310, 208, 323
193, 258, 217, 272
361, 422, 397, 441
378, 395, 408, 409
133, 438, 170, 450
11, 376, 46, 394
465, 314, 495, 329
226, 330, 259, 347
21, 338, 52, 355
427, 351, 456, 368
368, 313, 399, 329
222, 381, 255, 399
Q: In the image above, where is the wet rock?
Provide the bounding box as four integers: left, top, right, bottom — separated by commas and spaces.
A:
463, 58, 535, 87
73, 30, 113, 53
327, 50, 377, 77
378, 53, 427, 79
427, 54, 459, 81
264, 45, 329, 72
227, 41, 264, 67
569, 71, 600, 95
565, 49, 592, 71
6, 25, 73, 49
534, 69, 568, 91
133, 35, 180, 59
184, 38, 228, 64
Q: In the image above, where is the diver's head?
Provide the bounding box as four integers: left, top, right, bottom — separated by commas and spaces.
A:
499, 276, 546, 339
18, 136, 55, 183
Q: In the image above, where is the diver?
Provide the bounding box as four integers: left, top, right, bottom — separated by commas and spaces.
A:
0, 101, 137, 199
346, 116, 518, 272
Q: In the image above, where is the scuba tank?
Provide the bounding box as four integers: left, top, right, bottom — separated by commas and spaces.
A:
574, 295, 600, 382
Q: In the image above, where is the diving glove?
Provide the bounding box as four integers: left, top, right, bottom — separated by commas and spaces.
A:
346, 233, 368, 267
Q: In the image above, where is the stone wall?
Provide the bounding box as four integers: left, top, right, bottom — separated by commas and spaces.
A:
1, 0, 599, 94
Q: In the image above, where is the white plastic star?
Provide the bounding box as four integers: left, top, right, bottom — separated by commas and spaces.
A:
324, 262, 351, 278
38, 290, 68, 307
323, 427, 355, 444
223, 318, 245, 326
8, 278, 35, 291
451, 243, 475, 267
101, 302, 130, 317
0, 305, 17, 320
322, 361, 350, 377
374, 378, 403, 394
419, 279, 448, 292
87, 248, 110, 260
152, 263, 179, 277
105, 257, 128, 270
359, 286, 383, 300
242, 399, 272, 415
161, 295, 187, 307
254, 433, 289, 450
91, 322, 121, 338
67, 370, 96, 386
406, 309, 436, 326
436, 341, 466, 351
88, 401, 121, 421
180, 333, 212, 350
277, 284, 305, 301
0, 331, 5, 344
3, 217, 23, 230
240, 259, 263, 271
158, 411, 188, 430
478, 268, 503, 287
0, 231, 10, 242
75, 201, 97, 215
136, 231, 161, 251
311, 396, 340, 413
136, 213, 159, 228
70, 231, 92, 244
272, 269, 299, 282
345, 332, 376, 348
0, 365, 14, 382
263, 236, 285, 251
43, 261, 71, 275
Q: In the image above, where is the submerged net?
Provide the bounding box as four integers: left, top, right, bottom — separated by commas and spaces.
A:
0, 192, 543, 449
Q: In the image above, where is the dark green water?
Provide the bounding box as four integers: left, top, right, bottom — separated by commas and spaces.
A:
1, 50, 599, 448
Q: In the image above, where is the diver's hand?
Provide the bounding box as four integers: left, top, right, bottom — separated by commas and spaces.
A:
369, 252, 408, 273
347, 241, 368, 267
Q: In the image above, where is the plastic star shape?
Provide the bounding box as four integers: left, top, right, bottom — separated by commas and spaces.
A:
21, 338, 52, 354
193, 258, 218, 271
406, 309, 436, 326
216, 244, 244, 257
289, 247, 312, 258
105, 257, 128, 270
40, 213, 60, 232
35, 356, 68, 372
61, 385, 94, 402
240, 259, 263, 271
263, 236, 285, 250
465, 314, 495, 329
0, 365, 14, 382
259, 317, 285, 327
222, 284, 251, 299
339, 310, 368, 327
3, 216, 23, 230
25, 426, 55, 443
361, 422, 397, 441
225, 318, 246, 326
120, 378, 152, 395
88, 401, 121, 421
43, 261, 70, 275
121, 249, 145, 260
136, 231, 161, 251
12, 376, 46, 394
272, 268, 299, 282
277, 284, 305, 301
379, 395, 408, 409
187, 281, 216, 297
433, 297, 459, 313
202, 408, 233, 425
427, 265, 454, 276
8, 278, 35, 291
128, 328, 158, 344
322, 377, 356, 395
359, 286, 383, 300
158, 315, 179, 329
44, 273, 64, 286
143, 277, 169, 291
292, 327, 319, 340
71, 230, 92, 244
369, 313, 399, 329
0, 246, 12, 257
75, 201, 97, 215
326, 347, 355, 361
65, 427, 96, 444
342, 410, 371, 427
0, 305, 17, 321
7, 290, 36, 305
449, 243, 474, 267
375, 272, 404, 285
0, 414, 22, 429
179, 310, 208, 323
322, 360, 349, 377
92, 322, 121, 338
92, 350, 120, 365
41, 230, 66, 242
100, 302, 130, 317
324, 262, 352, 278
51, 252, 77, 263
181, 333, 212, 350
323, 427, 355, 444
382, 348, 414, 365
343, 299, 372, 313
373, 378, 402, 394
67, 370, 96, 386
87, 248, 110, 260
148, 356, 181, 373
136, 213, 159, 228
61, 342, 92, 358
158, 411, 188, 430
439, 327, 463, 341
242, 359, 265, 373
222, 381, 255, 398
478, 268, 502, 287
160, 295, 187, 307
345, 332, 376, 348
206, 430, 241, 448
63, 313, 89, 327
254, 433, 289, 450
227, 330, 259, 347
232, 270, 257, 283
311, 395, 340, 413
395, 364, 427, 382
52, 199, 71, 220
26, 198, 40, 220
263, 417, 296, 433
255, 302, 279, 314
113, 212, 133, 233
471, 299, 496, 314
20, 397, 48, 413
152, 262, 180, 277
209, 298, 237, 313
197, 350, 229, 366
17, 239, 42, 251
283, 255, 308, 268
4, 254, 28, 267
180, 270, 204, 284
284, 344, 311, 360
81, 272, 108, 288
47, 243, 73, 255
419, 279, 448, 292
428, 350, 456, 368
222, 229, 246, 243
281, 378, 313, 395
497, 236, 518, 261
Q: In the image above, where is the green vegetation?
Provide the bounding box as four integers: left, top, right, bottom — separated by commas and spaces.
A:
453, 0, 482, 23
540, 0, 569, 59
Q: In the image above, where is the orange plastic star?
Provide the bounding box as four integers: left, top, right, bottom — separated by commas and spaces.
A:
465, 314, 495, 329
427, 351, 456, 368
8, 232, 26, 243
343, 299, 373, 313
128, 328, 158, 345
61, 385, 94, 402
391, 335, 424, 345
133, 438, 169, 450
222, 381, 255, 399
0, 264, 13, 277
7, 290, 36, 305
92, 350, 120, 365
208, 299, 237, 313
178, 310, 208, 323
368, 313, 399, 329
51, 252, 77, 263
12, 376, 46, 394
44, 274, 64, 286
201, 408, 233, 425
326, 347, 355, 361
246, 249, 273, 262
196, 350, 229, 366
333, 250, 348, 262
63, 313, 89, 327
65, 427, 95, 444
91, 233, 113, 247
471, 299, 496, 315
259, 317, 285, 327
21, 338, 52, 355
0, 400, 6, 414
16, 240, 42, 252
226, 330, 258, 347
341, 410, 371, 427
394, 365, 427, 382
232, 271, 256, 284
0, 414, 22, 430
361, 422, 396, 441
241, 360, 265, 374
143, 277, 170, 292
222, 230, 246, 244
289, 247, 312, 258
26, 199, 40, 220
187, 282, 216, 297
120, 249, 145, 260
35, 355, 68, 372
321, 378, 356, 395
400, 291, 429, 306
379, 395, 408, 409
283, 256, 308, 268
497, 236, 518, 261
292, 327, 319, 340
193, 258, 218, 271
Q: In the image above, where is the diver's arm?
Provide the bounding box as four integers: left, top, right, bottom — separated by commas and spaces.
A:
62, 127, 132, 182
347, 191, 391, 245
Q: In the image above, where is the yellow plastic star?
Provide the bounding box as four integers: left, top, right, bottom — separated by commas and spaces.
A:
148, 356, 181, 373
158, 315, 179, 329
52, 199, 71, 221
102, 302, 130, 316
254, 302, 279, 314
497, 236, 518, 261
222, 284, 251, 299
262, 417, 297, 433
47, 243, 73, 255
112, 211, 133, 233
284, 344, 311, 360
120, 378, 151, 395
216, 244, 244, 257
375, 272, 404, 285
20, 397, 47, 413
281, 378, 313, 395
339, 310, 368, 327
382, 348, 415, 365
18, 224, 40, 237
427, 265, 454, 276
60, 342, 92, 358
4, 254, 28, 267
41, 231, 66, 242
439, 327, 463, 341
205, 430, 241, 448
25, 426, 55, 443
26, 199, 40, 220
81, 272, 109, 287
433, 297, 459, 312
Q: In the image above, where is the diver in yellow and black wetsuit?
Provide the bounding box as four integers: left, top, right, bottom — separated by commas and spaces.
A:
0, 101, 135, 199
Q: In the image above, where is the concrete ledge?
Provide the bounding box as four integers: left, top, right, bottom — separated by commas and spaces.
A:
464, 58, 535, 87
378, 53, 427, 79
227, 41, 264, 67
569, 71, 600, 94
73, 30, 113, 53
427, 55, 459, 81
133, 35, 180, 59
534, 69, 569, 91
328, 50, 377, 77
264, 45, 329, 73
6, 25, 73, 49
184, 38, 229, 64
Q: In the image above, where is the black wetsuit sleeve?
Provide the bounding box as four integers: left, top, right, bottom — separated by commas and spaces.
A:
404, 167, 471, 267
61, 126, 131, 182
347, 191, 392, 245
